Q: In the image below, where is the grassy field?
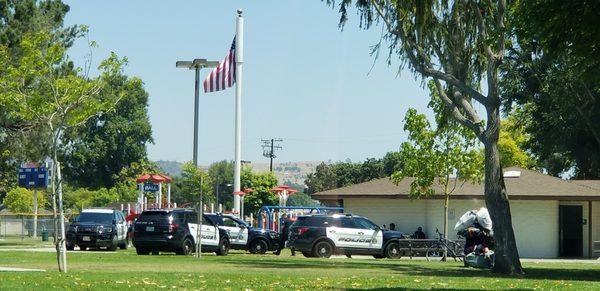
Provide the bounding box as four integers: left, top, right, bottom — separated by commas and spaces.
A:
0, 248, 599, 290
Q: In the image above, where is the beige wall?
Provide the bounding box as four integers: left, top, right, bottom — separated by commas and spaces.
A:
343, 198, 560, 258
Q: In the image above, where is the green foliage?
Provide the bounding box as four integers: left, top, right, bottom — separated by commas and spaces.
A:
207, 160, 234, 207
391, 82, 483, 199
502, 1, 600, 178
241, 169, 278, 215
497, 116, 536, 169
512, 0, 600, 83
63, 187, 119, 211
4, 187, 47, 213
287, 193, 320, 207
304, 154, 402, 194
172, 162, 212, 205
61, 58, 153, 189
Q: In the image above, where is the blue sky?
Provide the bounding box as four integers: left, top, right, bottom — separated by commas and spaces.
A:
63, 0, 434, 165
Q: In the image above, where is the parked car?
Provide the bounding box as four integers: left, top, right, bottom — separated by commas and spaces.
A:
205, 213, 280, 254
288, 213, 405, 258
132, 208, 230, 256
66, 208, 128, 251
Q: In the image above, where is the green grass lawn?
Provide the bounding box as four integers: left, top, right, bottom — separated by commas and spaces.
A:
0, 248, 599, 290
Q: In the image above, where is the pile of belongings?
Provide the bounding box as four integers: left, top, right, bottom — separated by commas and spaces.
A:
454, 207, 494, 269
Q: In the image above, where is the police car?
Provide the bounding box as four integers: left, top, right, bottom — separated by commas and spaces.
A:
133, 208, 230, 256
66, 208, 128, 251
288, 214, 405, 258
205, 213, 281, 254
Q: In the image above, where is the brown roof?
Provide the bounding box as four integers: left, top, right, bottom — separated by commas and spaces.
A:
573, 180, 600, 190
312, 167, 600, 201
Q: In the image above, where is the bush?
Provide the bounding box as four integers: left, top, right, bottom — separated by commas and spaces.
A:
4, 187, 47, 213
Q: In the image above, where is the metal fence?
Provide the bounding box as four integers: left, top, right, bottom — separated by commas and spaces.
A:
0, 216, 61, 238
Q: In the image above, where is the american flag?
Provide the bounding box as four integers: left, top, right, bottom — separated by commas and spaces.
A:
203, 37, 236, 93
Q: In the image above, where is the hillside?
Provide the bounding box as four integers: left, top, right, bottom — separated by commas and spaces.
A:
155, 160, 317, 187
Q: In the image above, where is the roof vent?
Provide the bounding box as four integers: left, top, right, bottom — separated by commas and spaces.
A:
503, 170, 521, 178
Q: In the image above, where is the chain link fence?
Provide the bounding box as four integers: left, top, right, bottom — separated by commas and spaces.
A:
0, 215, 67, 239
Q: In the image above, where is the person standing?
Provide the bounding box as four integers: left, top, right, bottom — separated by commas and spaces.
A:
275, 213, 295, 256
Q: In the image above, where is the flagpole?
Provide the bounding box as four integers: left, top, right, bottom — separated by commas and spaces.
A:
233, 9, 244, 215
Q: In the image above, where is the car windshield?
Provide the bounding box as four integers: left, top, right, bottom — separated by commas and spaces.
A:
77, 212, 112, 224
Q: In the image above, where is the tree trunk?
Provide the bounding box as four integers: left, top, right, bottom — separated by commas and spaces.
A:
483, 141, 524, 275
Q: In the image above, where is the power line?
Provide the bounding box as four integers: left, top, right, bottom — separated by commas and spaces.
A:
261, 138, 283, 172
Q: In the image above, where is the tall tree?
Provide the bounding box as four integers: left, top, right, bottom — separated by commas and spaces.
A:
501, 1, 600, 178
61, 64, 153, 189
0, 0, 76, 201
328, 0, 523, 274
0, 31, 126, 272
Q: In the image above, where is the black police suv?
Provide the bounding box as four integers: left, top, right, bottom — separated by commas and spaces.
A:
133, 208, 230, 256
288, 214, 405, 258
66, 208, 128, 251
205, 213, 281, 254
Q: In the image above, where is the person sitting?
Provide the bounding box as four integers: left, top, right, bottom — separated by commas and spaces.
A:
413, 226, 426, 239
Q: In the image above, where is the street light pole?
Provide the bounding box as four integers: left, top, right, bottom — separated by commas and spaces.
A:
176, 59, 219, 167
193, 66, 200, 167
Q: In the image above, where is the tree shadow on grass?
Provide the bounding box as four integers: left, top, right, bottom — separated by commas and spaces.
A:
220, 257, 600, 282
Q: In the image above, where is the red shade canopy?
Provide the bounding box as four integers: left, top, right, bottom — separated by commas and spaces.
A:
270, 185, 298, 195
243, 188, 254, 194
233, 191, 245, 196
136, 173, 172, 183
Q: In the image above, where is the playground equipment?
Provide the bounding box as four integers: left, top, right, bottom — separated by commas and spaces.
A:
270, 185, 298, 207
257, 205, 344, 232
135, 173, 172, 212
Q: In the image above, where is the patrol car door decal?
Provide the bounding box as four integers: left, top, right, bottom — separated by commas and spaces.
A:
363, 228, 383, 249
188, 223, 219, 246
221, 225, 247, 246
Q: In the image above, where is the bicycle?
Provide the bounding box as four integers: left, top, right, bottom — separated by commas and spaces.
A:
425, 228, 464, 262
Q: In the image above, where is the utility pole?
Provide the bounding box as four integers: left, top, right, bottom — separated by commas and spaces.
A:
261, 138, 283, 172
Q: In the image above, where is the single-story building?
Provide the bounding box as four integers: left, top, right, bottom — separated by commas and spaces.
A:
312, 167, 600, 259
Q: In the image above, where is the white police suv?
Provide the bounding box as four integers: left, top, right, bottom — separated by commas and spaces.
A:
205, 213, 281, 254
288, 214, 405, 258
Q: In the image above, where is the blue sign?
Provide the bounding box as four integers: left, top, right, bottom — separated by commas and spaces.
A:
18, 166, 48, 189
143, 183, 159, 192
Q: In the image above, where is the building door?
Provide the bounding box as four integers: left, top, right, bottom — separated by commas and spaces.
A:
559, 205, 583, 257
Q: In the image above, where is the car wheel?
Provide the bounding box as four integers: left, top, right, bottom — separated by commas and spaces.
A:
119, 240, 128, 250
151, 250, 160, 255
136, 248, 150, 255
302, 251, 314, 258
216, 238, 230, 256
108, 242, 118, 251
79, 246, 87, 251
177, 238, 194, 255
313, 241, 334, 258
66, 242, 74, 251
385, 242, 402, 259
249, 239, 268, 254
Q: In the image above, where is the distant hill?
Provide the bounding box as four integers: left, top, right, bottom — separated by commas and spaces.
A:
155, 160, 184, 177
154, 160, 318, 187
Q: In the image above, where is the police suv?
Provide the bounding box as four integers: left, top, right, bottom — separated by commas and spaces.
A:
288, 214, 405, 258
66, 208, 128, 251
133, 208, 230, 256
205, 213, 281, 254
